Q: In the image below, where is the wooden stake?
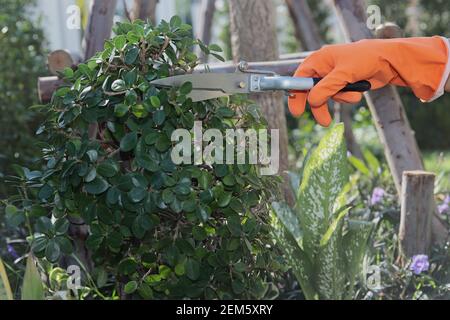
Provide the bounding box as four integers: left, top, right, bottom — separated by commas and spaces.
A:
399, 171, 435, 258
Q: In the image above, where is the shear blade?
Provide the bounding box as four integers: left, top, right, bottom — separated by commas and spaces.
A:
150, 73, 251, 102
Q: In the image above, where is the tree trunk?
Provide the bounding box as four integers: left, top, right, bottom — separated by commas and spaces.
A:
197, 0, 216, 62
285, 0, 323, 51
228, 0, 291, 202
83, 0, 118, 61
131, 0, 158, 24
332, 0, 448, 244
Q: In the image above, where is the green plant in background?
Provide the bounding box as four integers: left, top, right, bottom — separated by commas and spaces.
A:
272, 124, 374, 299
0, 0, 47, 196
4, 19, 280, 300
0, 255, 44, 300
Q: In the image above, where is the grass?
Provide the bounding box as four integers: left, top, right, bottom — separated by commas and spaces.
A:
423, 150, 450, 192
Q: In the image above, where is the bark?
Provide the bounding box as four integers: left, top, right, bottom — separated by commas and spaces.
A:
228, 0, 292, 203
332, 0, 448, 244
197, 0, 216, 62
131, 0, 158, 24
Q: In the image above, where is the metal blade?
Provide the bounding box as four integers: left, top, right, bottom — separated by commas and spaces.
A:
150, 73, 251, 99
188, 90, 230, 102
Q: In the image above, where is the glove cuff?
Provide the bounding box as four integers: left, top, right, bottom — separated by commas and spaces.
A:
423, 36, 450, 102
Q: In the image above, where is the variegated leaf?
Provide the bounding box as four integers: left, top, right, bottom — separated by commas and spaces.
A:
297, 124, 348, 260
270, 211, 317, 300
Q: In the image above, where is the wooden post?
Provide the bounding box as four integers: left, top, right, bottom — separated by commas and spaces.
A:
399, 171, 435, 258
196, 0, 216, 62
47, 50, 77, 76
332, 0, 448, 244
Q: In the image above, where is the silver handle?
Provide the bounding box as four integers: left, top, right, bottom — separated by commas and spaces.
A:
251, 75, 315, 92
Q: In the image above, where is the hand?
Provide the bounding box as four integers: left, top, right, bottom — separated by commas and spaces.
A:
288, 36, 450, 127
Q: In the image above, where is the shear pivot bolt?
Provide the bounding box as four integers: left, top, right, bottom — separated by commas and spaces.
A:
238, 81, 246, 88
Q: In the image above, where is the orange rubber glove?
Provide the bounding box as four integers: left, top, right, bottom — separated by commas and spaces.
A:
288, 36, 450, 127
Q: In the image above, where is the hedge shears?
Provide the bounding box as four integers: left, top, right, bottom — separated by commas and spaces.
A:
150, 61, 371, 102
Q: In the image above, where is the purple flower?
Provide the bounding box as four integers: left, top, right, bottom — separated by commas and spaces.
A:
370, 187, 385, 205
410, 254, 429, 275
7, 244, 19, 260
444, 195, 450, 204
438, 203, 449, 214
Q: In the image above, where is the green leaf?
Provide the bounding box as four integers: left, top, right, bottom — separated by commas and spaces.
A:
150, 96, 161, 107
111, 79, 126, 92
118, 258, 138, 275
270, 213, 317, 300
208, 44, 223, 52
114, 35, 127, 50
320, 206, 351, 246
21, 255, 45, 300
180, 82, 192, 95
5, 205, 17, 215
128, 187, 147, 203
35, 216, 53, 234
153, 110, 166, 126
271, 201, 303, 249
120, 132, 138, 152
297, 124, 348, 260
343, 220, 374, 295
45, 239, 61, 262
170, 15, 182, 29
114, 104, 129, 117
125, 46, 139, 64
217, 192, 232, 208
185, 258, 200, 281
32, 235, 48, 254
38, 184, 53, 200
348, 155, 370, 176
363, 149, 380, 174
97, 160, 119, 178
85, 177, 109, 195
0, 258, 13, 300
192, 226, 207, 241
124, 281, 138, 294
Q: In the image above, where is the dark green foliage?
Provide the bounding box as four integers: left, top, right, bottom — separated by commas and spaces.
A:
6, 19, 279, 299
0, 0, 47, 195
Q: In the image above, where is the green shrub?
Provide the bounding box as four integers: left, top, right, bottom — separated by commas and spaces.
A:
5, 19, 280, 299
272, 124, 373, 299
0, 0, 47, 195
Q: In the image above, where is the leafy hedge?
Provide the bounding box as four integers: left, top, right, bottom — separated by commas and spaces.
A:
5, 19, 280, 299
